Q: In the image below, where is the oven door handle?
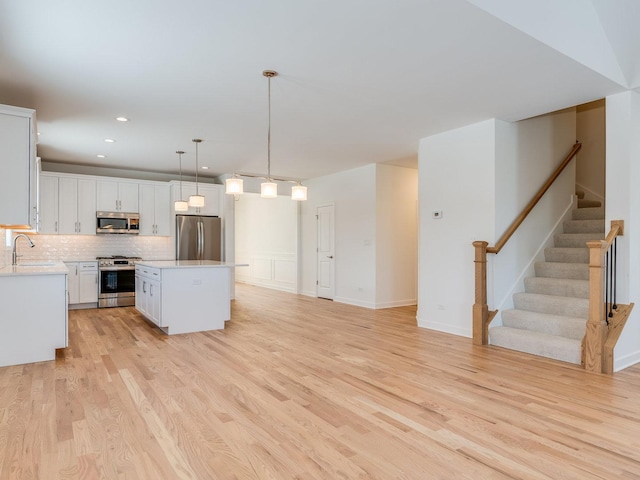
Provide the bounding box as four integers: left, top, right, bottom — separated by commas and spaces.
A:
99, 267, 136, 271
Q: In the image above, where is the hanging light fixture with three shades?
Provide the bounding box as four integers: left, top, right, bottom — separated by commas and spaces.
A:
225, 70, 307, 201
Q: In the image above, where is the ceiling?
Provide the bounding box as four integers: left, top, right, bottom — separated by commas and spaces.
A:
0, 0, 638, 181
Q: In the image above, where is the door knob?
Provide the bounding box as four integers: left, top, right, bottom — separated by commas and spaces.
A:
327, 255, 334, 259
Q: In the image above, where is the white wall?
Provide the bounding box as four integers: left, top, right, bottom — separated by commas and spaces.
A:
234, 193, 298, 293
375, 164, 418, 308
418, 110, 576, 337
606, 91, 640, 371
418, 119, 497, 337
576, 99, 606, 201
301, 164, 377, 307
492, 110, 577, 316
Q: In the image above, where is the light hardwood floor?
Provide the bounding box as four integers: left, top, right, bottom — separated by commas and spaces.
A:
1, 284, 640, 479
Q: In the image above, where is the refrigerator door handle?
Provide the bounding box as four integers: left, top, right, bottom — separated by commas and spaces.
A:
198, 219, 204, 260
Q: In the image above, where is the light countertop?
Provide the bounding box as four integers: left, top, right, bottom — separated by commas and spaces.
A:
0, 261, 69, 277
136, 260, 248, 269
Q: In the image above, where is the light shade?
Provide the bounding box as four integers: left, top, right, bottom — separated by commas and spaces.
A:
189, 194, 205, 207
291, 184, 307, 201
225, 177, 244, 195
174, 200, 189, 212
261, 181, 277, 198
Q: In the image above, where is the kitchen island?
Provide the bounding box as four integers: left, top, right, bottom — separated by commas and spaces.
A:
134, 260, 247, 335
0, 261, 68, 367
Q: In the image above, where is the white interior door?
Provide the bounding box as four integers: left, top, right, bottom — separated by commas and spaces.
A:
317, 205, 335, 300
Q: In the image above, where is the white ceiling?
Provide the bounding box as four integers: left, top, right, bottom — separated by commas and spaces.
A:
0, 0, 638, 181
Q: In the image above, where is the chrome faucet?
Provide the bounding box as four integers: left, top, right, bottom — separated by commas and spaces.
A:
12, 233, 35, 265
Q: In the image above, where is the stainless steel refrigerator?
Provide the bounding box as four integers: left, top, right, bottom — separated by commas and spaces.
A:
176, 215, 222, 261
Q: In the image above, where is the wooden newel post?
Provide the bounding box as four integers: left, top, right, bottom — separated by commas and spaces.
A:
473, 241, 489, 345
584, 240, 608, 373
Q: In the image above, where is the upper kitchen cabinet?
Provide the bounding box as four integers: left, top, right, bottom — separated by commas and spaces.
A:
170, 181, 222, 217
97, 180, 138, 213
39, 173, 59, 233
139, 183, 170, 236
0, 104, 37, 228
58, 176, 97, 235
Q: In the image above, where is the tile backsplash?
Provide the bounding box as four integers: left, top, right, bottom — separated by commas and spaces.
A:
7, 233, 174, 264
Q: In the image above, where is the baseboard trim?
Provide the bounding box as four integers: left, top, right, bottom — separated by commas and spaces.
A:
417, 314, 472, 338
375, 299, 417, 309
334, 296, 376, 309
614, 349, 640, 372
301, 289, 317, 298
236, 279, 296, 294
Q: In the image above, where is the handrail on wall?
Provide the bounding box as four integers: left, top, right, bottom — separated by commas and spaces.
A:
472, 142, 582, 345
488, 142, 582, 254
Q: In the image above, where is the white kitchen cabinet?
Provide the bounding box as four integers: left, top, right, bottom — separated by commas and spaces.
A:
135, 261, 237, 334
66, 262, 79, 304
139, 183, 170, 236
39, 173, 59, 234
65, 261, 98, 307
78, 262, 99, 303
135, 265, 162, 326
59, 177, 97, 235
97, 180, 139, 212
0, 269, 68, 366
170, 182, 222, 216
0, 104, 37, 228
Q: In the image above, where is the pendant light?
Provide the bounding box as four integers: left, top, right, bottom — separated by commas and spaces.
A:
291, 183, 307, 201
188, 138, 205, 207
261, 70, 278, 199
174, 150, 189, 211
225, 175, 243, 195
224, 69, 308, 201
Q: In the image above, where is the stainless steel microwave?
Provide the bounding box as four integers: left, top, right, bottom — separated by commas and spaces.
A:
96, 211, 140, 234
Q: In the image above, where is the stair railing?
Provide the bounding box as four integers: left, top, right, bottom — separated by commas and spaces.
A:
584, 220, 624, 373
472, 142, 582, 345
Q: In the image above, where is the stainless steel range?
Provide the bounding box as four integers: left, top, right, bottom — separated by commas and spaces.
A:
97, 256, 142, 308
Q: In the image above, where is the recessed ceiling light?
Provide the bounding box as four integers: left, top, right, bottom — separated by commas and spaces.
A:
201, 166, 209, 170
115, 117, 129, 122
97, 154, 106, 158
104, 138, 116, 143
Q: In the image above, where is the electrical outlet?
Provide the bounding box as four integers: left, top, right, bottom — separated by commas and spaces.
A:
432, 210, 443, 219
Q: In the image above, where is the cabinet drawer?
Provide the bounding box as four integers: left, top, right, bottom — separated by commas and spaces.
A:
135, 266, 161, 279
78, 262, 98, 271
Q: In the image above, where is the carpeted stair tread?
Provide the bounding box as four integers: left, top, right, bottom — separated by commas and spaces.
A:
572, 207, 604, 220
562, 219, 605, 234
554, 232, 605, 248
524, 277, 589, 299
488, 186, 604, 365
544, 247, 589, 263
535, 261, 588, 280
501, 309, 586, 340
490, 326, 582, 364
577, 199, 602, 208
513, 292, 589, 318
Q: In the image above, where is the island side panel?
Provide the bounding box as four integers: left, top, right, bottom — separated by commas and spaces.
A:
0, 273, 67, 367
161, 267, 230, 334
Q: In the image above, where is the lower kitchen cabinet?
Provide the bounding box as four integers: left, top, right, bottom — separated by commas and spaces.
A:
0, 270, 67, 367
135, 266, 162, 325
135, 261, 234, 334
65, 261, 98, 307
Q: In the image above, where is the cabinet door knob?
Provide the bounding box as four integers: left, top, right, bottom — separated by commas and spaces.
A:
327, 255, 334, 259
